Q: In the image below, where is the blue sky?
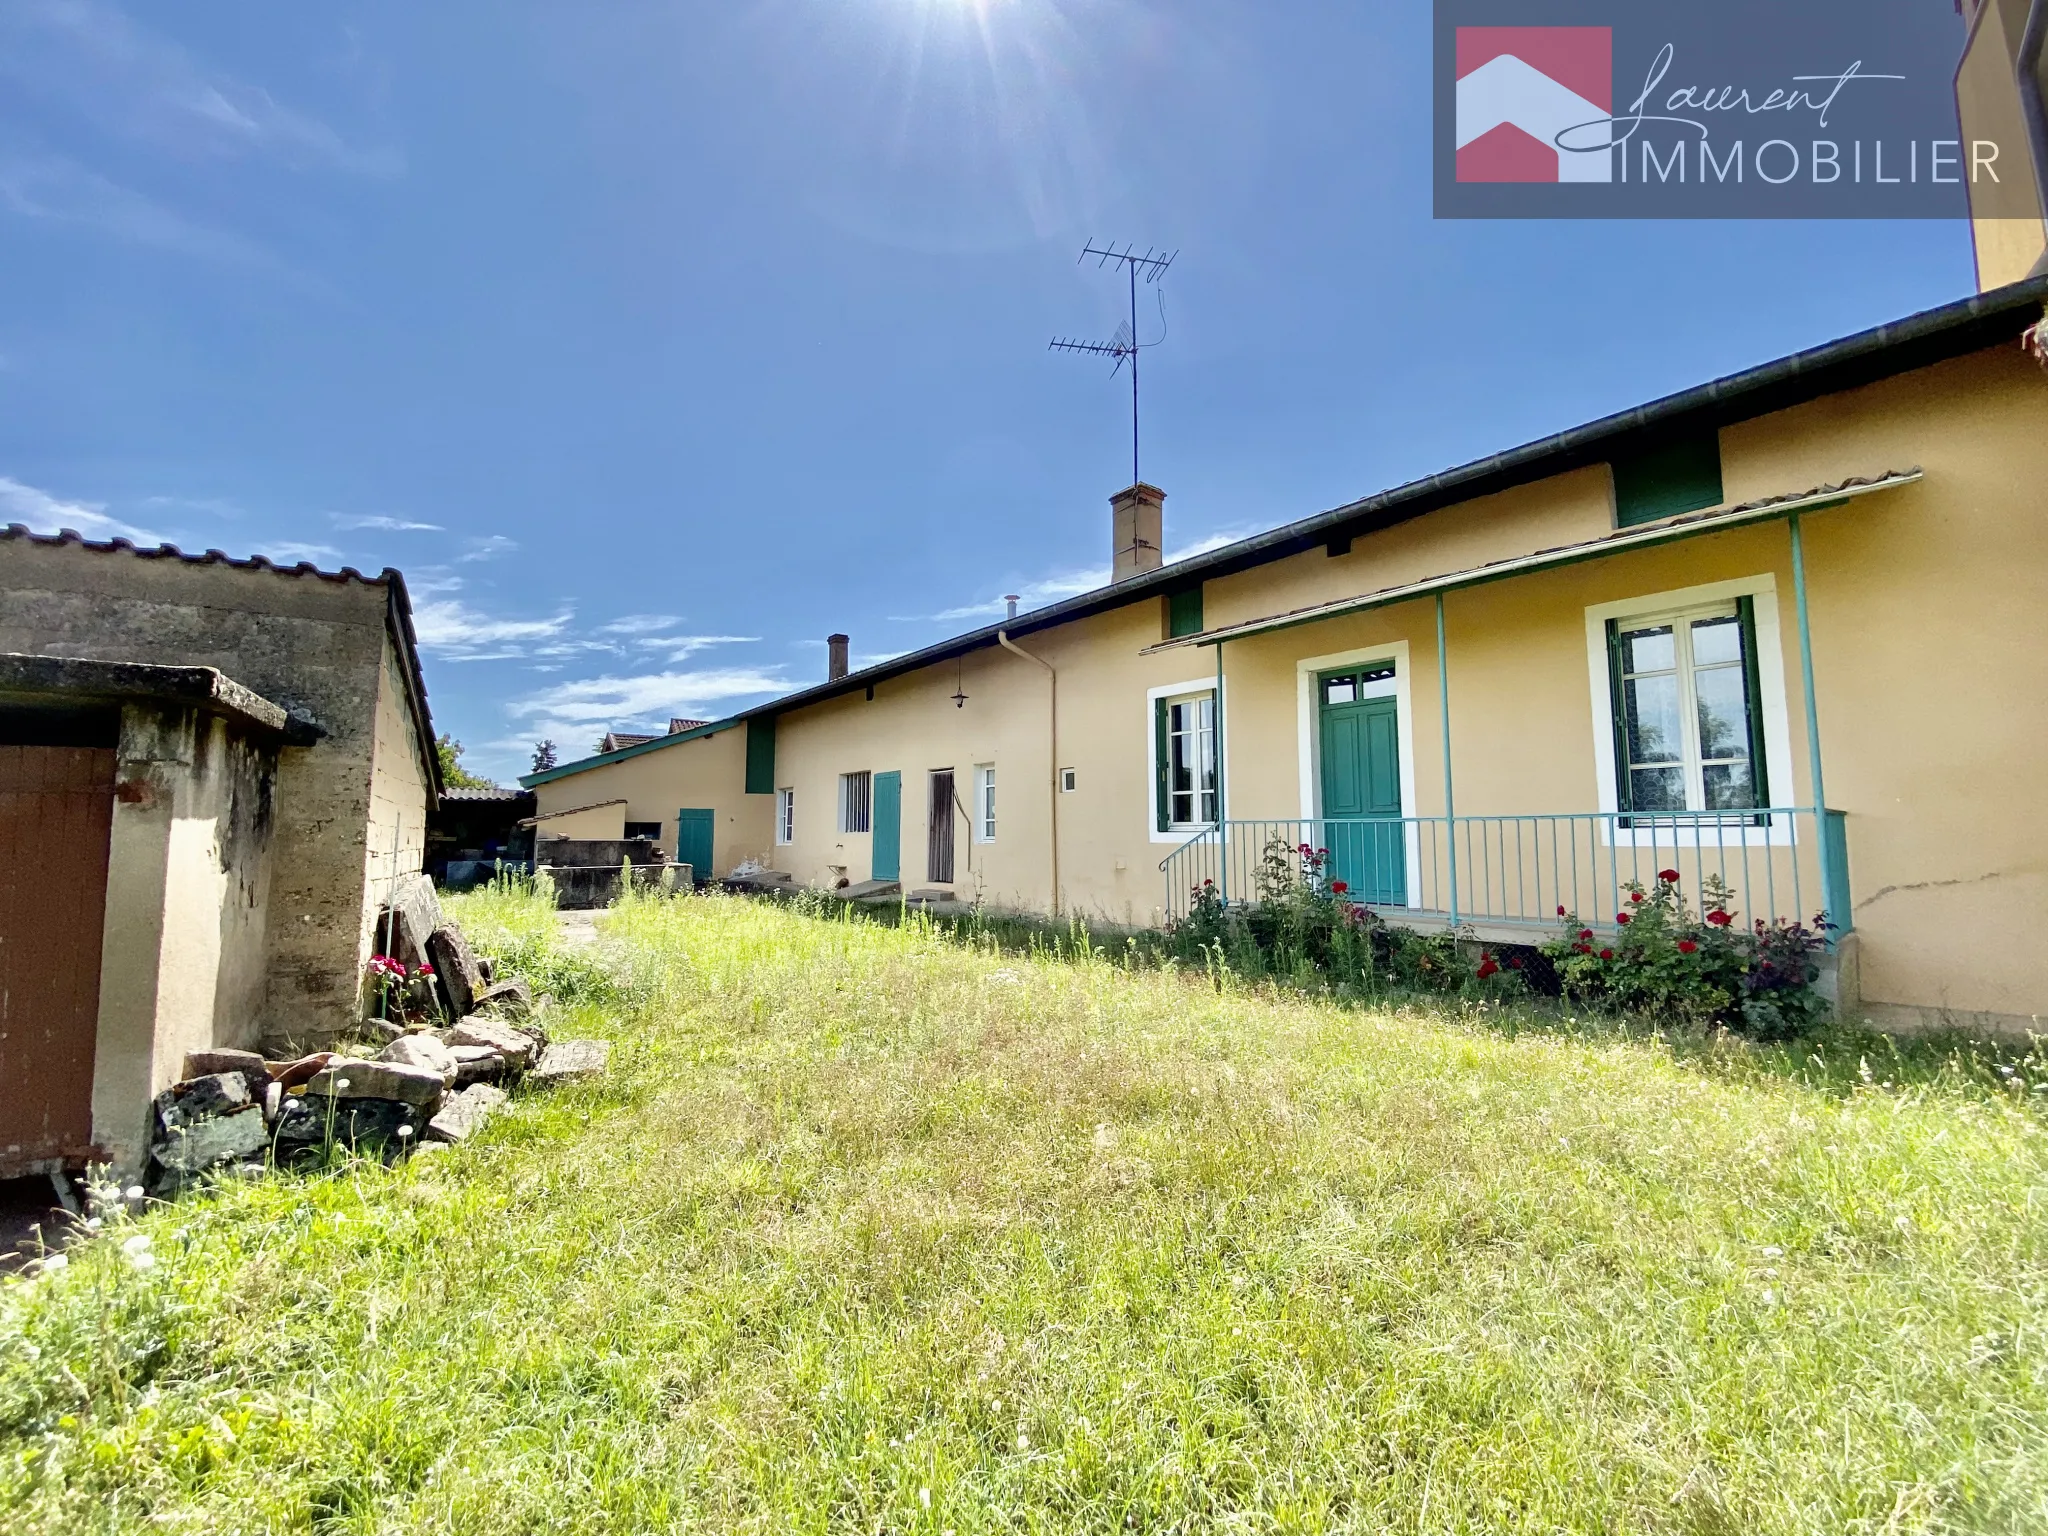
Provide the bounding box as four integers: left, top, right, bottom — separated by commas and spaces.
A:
0, 0, 1974, 781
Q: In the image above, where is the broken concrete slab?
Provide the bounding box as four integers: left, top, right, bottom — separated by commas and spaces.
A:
530, 1039, 610, 1085
152, 1105, 268, 1174
449, 1046, 505, 1087
379, 1033, 457, 1085
304, 1059, 446, 1111
154, 1072, 254, 1131
427, 1083, 508, 1143
840, 879, 901, 901
427, 924, 486, 1016
445, 1017, 537, 1070
382, 872, 446, 967
181, 1048, 268, 1082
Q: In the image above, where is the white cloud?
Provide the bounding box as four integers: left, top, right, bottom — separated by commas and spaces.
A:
0, 148, 271, 265
647, 634, 760, 662
262, 540, 343, 565
410, 599, 573, 654
0, 0, 401, 174
334, 513, 442, 532
0, 474, 158, 542
458, 534, 517, 562
508, 667, 787, 744
598, 614, 682, 635
894, 566, 1106, 624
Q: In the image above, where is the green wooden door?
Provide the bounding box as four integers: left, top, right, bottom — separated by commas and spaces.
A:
1319, 692, 1405, 904
675, 809, 714, 885
871, 771, 902, 883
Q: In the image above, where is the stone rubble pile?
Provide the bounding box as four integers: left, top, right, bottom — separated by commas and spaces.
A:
144, 908, 613, 1194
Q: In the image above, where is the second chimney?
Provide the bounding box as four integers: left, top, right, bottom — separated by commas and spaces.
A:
1110, 483, 1166, 583
828, 633, 850, 681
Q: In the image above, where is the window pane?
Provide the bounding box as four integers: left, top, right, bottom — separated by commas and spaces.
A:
1694, 665, 1752, 759
1624, 674, 1682, 764
1702, 761, 1756, 809
1323, 676, 1355, 704
1620, 625, 1675, 674
1690, 614, 1743, 666
1629, 765, 1686, 811
1360, 662, 1395, 682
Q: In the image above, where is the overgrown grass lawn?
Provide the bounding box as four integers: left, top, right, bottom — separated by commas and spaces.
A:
5, 890, 2046, 1533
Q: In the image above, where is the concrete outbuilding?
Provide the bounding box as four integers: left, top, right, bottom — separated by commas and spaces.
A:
0, 527, 439, 1177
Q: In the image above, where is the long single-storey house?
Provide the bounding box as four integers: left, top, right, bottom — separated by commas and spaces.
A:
527, 275, 2048, 1038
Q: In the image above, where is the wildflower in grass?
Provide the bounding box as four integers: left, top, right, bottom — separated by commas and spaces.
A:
124, 1185, 144, 1203
121, 1234, 151, 1258
1016, 1431, 1030, 1450
1677, 939, 1699, 954
39, 1253, 68, 1273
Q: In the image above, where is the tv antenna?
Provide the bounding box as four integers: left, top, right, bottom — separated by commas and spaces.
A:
1049, 241, 1175, 487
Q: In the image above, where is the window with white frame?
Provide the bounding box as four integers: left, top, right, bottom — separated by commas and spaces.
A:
1607, 600, 1767, 814
973, 763, 995, 842
775, 787, 794, 845
1153, 689, 1217, 831
839, 770, 871, 833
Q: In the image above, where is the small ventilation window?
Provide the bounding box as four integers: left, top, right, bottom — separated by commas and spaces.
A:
624, 821, 663, 841
1167, 586, 1204, 639
1612, 431, 1724, 528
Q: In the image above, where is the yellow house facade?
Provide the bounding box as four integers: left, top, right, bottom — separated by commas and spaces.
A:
527, 277, 2048, 1037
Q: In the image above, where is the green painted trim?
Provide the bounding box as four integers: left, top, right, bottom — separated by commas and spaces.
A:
518, 717, 738, 788
1613, 431, 1723, 528
1436, 591, 1458, 927
1735, 593, 1770, 808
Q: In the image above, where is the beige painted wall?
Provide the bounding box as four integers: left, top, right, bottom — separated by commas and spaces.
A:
91, 704, 277, 1174
534, 801, 629, 842
362, 633, 432, 970
767, 345, 2048, 1028
527, 725, 771, 877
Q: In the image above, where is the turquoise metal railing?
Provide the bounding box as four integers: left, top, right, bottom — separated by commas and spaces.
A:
1159, 808, 1849, 939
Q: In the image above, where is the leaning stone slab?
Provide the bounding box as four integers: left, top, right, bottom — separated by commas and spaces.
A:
427, 924, 486, 1017
267, 1052, 334, 1089
427, 1083, 509, 1143
155, 1072, 254, 1132
530, 1039, 611, 1085
152, 1105, 268, 1173
305, 1059, 445, 1111
380, 1033, 457, 1085
383, 872, 446, 967
181, 1048, 268, 1082
450, 1046, 506, 1087
470, 978, 534, 1020
446, 1017, 537, 1070
272, 1095, 423, 1158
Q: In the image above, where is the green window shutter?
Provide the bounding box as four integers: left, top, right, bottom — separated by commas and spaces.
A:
745, 715, 776, 795
1735, 595, 1770, 807
1168, 586, 1204, 639
1154, 697, 1171, 832
1605, 618, 1634, 815
1612, 431, 1723, 527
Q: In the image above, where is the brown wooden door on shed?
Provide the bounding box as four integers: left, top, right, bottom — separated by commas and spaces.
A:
0, 746, 116, 1172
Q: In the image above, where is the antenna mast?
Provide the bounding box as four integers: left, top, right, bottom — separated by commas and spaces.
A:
1049, 241, 1175, 487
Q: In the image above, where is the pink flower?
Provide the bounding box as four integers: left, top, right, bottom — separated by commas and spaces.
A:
1677, 939, 1698, 955
1298, 843, 1313, 856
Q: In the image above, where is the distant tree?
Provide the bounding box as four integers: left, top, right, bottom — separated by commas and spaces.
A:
435, 735, 498, 791
531, 739, 559, 773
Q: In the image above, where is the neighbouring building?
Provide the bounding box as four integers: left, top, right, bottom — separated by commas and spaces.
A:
0, 528, 439, 1175
1957, 0, 2048, 289
527, 276, 2048, 1038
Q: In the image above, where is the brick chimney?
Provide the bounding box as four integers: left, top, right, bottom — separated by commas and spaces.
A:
827, 633, 850, 681
1111, 483, 1166, 582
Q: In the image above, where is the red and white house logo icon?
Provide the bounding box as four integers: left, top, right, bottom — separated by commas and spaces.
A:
1455, 26, 1613, 182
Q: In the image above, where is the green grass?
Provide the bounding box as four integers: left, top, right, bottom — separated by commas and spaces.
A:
4, 886, 2045, 1534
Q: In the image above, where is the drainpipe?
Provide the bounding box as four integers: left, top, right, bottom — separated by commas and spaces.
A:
1787, 511, 1839, 936
997, 630, 1060, 913
1214, 639, 1228, 904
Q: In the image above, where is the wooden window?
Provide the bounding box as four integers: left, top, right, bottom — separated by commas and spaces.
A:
1612, 431, 1723, 528
745, 716, 776, 794
1153, 691, 1217, 831
839, 770, 871, 833
927, 769, 956, 884
775, 788, 794, 845
1168, 586, 1204, 639
974, 764, 995, 842
1606, 598, 1768, 815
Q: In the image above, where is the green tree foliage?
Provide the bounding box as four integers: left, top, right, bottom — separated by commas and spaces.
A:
434, 735, 498, 791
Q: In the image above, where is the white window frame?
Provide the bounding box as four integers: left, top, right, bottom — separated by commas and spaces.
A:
775, 787, 794, 845
838, 770, 872, 835
1146, 676, 1227, 843
1293, 640, 1419, 907
1585, 575, 1797, 847
973, 763, 996, 843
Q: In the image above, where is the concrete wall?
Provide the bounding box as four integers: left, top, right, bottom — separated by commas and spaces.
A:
362, 632, 433, 969
765, 344, 2048, 1030
0, 540, 429, 1048
90, 703, 277, 1173
528, 724, 771, 877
